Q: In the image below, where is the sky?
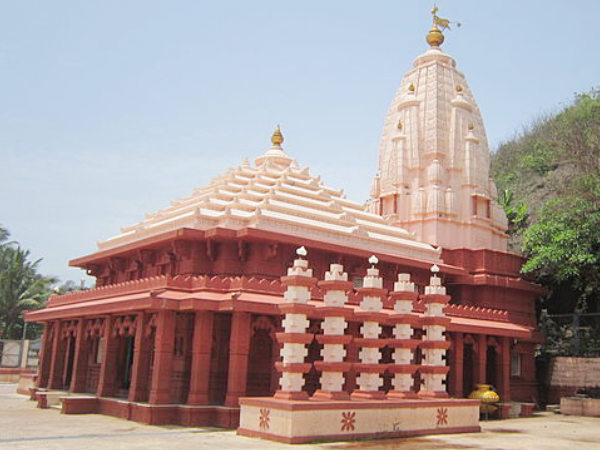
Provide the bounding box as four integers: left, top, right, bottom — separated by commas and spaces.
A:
1, 0, 598, 285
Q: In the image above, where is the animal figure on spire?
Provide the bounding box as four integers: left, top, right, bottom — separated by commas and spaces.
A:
431, 5, 461, 31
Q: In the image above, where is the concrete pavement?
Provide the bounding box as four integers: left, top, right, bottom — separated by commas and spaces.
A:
1, 383, 599, 450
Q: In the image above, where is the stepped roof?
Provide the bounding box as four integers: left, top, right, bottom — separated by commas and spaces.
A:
97, 129, 442, 264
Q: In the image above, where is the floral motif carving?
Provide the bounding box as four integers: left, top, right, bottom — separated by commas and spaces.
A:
436, 407, 448, 426
340, 411, 356, 432
259, 408, 270, 430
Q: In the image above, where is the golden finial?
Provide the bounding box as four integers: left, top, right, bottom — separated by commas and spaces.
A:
271, 124, 284, 146
456, 84, 463, 92
408, 83, 415, 92
426, 5, 461, 47
397, 119, 403, 130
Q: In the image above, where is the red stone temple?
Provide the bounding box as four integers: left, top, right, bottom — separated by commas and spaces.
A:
26, 14, 543, 430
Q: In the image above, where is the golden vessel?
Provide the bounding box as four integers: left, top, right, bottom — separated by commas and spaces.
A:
468, 384, 500, 415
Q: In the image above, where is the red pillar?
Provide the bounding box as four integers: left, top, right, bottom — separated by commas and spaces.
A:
36, 322, 52, 388
224, 311, 251, 407
70, 319, 90, 393
148, 310, 176, 404
48, 321, 66, 389
187, 311, 214, 405
476, 334, 487, 385
97, 316, 119, 397
450, 332, 464, 397
128, 313, 152, 402
500, 337, 511, 402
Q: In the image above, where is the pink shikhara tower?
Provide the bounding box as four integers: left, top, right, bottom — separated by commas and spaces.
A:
366, 30, 508, 251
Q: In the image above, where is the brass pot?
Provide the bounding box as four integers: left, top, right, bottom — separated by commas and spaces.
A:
468, 384, 500, 414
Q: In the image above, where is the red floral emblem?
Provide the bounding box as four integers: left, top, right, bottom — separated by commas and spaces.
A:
340, 411, 356, 431
259, 408, 270, 430
436, 407, 448, 426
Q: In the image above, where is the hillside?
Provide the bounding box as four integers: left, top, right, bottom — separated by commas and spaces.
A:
492, 89, 599, 245
490, 90, 600, 354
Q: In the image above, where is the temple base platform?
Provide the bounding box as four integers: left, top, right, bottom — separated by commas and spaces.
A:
29, 389, 240, 428
238, 396, 481, 444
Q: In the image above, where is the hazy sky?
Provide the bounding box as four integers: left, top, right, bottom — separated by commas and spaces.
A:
1, 0, 598, 285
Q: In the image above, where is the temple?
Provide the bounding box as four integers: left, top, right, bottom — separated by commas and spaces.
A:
26, 9, 543, 439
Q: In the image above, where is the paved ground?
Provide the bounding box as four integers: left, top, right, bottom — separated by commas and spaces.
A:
1, 383, 599, 450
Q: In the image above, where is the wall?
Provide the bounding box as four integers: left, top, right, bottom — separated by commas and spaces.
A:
546, 357, 600, 404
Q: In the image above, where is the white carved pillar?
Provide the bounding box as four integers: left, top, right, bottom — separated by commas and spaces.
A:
387, 273, 420, 398
351, 256, 388, 400
418, 265, 451, 398
313, 264, 354, 400
275, 247, 317, 400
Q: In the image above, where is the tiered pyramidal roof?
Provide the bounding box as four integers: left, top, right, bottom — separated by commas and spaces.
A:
99, 126, 441, 263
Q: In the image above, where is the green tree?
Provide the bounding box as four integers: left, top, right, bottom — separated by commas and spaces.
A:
0, 225, 57, 339
492, 90, 600, 355
497, 189, 529, 238
0, 226, 8, 244
521, 175, 600, 314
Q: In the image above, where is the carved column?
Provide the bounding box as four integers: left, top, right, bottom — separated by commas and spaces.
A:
313, 263, 353, 400
274, 249, 316, 400
449, 332, 464, 397
149, 310, 176, 404
36, 322, 53, 388
500, 336, 511, 402
351, 257, 388, 400
418, 267, 451, 398
387, 273, 420, 398
70, 319, 90, 393
48, 321, 66, 389
97, 316, 119, 397
477, 334, 487, 385
187, 311, 214, 405
128, 313, 153, 402
224, 311, 252, 406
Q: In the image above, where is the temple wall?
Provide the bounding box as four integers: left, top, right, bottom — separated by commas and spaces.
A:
442, 248, 525, 277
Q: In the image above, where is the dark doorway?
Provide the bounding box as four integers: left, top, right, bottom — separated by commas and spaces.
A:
208, 313, 231, 405
63, 336, 76, 389
115, 335, 135, 396
463, 343, 474, 397
246, 328, 274, 396
486, 345, 497, 388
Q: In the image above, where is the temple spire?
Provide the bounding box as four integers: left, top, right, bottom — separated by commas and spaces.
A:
367, 8, 507, 252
